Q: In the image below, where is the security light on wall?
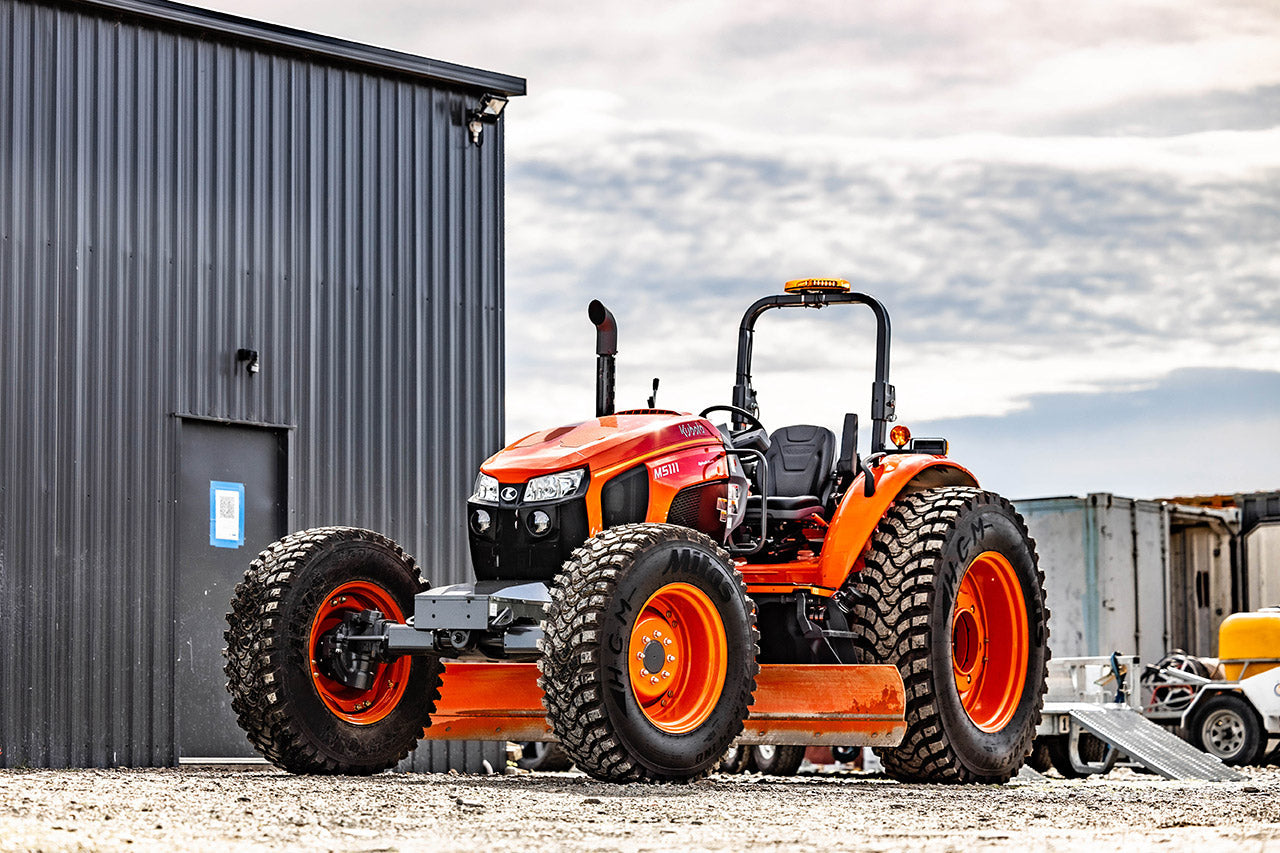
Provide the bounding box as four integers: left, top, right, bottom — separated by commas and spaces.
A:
468, 93, 508, 146
236, 348, 260, 374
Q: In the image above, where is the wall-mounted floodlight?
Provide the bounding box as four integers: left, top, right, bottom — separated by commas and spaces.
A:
468, 93, 508, 146
236, 347, 260, 375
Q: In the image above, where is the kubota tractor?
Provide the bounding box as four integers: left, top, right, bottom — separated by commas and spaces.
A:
225, 279, 1050, 783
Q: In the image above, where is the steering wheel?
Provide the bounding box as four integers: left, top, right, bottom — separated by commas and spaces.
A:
698, 404, 765, 433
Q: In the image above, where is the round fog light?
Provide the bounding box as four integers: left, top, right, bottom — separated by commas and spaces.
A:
530, 510, 551, 535
471, 508, 491, 534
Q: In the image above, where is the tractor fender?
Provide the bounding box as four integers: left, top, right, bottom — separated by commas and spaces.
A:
817, 455, 978, 590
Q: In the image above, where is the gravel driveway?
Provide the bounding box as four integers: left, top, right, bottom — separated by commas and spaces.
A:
3, 764, 1279, 852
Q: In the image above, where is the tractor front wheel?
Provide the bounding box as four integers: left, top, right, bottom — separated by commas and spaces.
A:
539, 524, 759, 782
224, 527, 443, 774
850, 487, 1049, 783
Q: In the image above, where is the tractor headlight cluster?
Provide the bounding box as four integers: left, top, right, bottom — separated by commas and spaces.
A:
471, 472, 499, 503
525, 468, 586, 502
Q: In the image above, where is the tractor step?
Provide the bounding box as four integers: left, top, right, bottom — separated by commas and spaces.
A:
420, 662, 906, 747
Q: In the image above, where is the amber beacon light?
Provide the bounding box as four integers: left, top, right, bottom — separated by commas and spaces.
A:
784, 278, 851, 294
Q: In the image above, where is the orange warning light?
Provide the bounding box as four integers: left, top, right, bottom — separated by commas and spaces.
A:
783, 278, 851, 294
890, 425, 911, 448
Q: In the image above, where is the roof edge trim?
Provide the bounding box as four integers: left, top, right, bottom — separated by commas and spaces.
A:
63, 0, 527, 96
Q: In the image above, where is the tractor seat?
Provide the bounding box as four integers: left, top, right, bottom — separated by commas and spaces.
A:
747, 424, 836, 521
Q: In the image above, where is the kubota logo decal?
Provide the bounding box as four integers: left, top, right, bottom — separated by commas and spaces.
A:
501, 487, 518, 502
678, 423, 709, 438
653, 461, 681, 478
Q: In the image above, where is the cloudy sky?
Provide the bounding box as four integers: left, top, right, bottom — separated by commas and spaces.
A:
204, 0, 1280, 500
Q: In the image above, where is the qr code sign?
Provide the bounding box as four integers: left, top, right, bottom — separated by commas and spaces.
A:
213, 484, 243, 545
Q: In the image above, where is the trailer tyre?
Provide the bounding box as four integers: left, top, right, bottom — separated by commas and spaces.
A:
540, 524, 759, 783
1188, 693, 1267, 766
850, 487, 1050, 783
718, 744, 754, 774
517, 742, 574, 772
224, 526, 443, 775
751, 744, 806, 776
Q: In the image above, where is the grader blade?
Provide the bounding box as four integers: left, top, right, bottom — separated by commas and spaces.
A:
420, 661, 905, 747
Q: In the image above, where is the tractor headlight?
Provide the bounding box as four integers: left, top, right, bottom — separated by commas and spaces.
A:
471, 472, 499, 503
525, 467, 586, 502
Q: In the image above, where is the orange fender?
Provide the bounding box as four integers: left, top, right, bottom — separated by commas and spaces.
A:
816, 455, 978, 590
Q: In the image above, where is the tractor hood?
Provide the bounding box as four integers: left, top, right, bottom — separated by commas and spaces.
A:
480, 412, 724, 483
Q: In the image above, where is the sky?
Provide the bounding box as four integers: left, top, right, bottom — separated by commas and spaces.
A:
201, 0, 1280, 500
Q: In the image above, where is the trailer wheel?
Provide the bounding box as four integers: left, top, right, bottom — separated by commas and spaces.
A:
224, 526, 442, 774
1188, 693, 1267, 766
539, 523, 759, 782
517, 742, 574, 772
719, 744, 753, 774
849, 487, 1050, 783
1045, 728, 1116, 778
751, 744, 806, 776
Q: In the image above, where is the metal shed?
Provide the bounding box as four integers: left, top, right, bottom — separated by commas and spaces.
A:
0, 0, 524, 769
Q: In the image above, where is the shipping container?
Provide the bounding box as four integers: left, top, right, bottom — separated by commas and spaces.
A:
1016, 494, 1237, 662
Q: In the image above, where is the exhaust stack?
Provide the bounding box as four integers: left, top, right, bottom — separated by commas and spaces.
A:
588, 300, 617, 418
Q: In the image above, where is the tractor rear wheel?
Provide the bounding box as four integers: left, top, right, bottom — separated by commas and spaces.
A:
539, 523, 759, 782
224, 526, 443, 774
849, 487, 1049, 783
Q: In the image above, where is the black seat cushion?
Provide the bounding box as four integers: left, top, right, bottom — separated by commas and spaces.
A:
746, 493, 824, 521
765, 424, 836, 498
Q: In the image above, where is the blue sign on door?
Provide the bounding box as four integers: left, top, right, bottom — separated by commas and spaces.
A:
210, 481, 246, 548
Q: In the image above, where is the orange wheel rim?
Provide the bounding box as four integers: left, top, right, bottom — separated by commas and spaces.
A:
952, 551, 1029, 732
308, 580, 411, 725
628, 583, 728, 734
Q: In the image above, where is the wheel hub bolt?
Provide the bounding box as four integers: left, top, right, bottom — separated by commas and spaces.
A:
640, 669, 650, 677
650, 676, 659, 684
653, 630, 662, 639
667, 654, 675, 662
661, 671, 670, 679
663, 638, 672, 646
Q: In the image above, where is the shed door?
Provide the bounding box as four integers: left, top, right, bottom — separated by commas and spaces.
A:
176, 420, 288, 759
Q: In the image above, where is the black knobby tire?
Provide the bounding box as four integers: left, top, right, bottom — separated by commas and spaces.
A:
752, 744, 806, 776
1188, 693, 1267, 766
849, 487, 1050, 783
223, 526, 443, 775
517, 741, 575, 772
539, 523, 759, 783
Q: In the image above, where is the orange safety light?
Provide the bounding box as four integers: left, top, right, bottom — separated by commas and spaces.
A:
784, 278, 851, 294
890, 425, 911, 448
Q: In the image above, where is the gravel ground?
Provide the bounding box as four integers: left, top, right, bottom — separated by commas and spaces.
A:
3, 764, 1279, 852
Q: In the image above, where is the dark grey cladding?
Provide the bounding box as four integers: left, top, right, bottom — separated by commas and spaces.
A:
0, 0, 521, 768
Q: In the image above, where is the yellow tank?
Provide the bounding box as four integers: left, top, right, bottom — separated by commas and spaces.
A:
1218, 609, 1280, 680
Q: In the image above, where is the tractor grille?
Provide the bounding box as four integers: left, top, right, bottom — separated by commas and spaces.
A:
666, 481, 728, 537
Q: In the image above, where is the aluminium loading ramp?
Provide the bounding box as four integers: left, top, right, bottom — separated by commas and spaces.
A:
1068, 704, 1245, 782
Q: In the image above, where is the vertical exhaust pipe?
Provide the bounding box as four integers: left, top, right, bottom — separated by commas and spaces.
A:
588, 300, 617, 417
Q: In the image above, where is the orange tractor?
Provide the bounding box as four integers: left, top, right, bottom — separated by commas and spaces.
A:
225, 280, 1049, 783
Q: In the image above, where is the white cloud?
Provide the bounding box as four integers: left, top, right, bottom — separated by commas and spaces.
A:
190, 0, 1280, 495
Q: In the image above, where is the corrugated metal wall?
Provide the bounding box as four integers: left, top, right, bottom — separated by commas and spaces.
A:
0, 0, 521, 768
